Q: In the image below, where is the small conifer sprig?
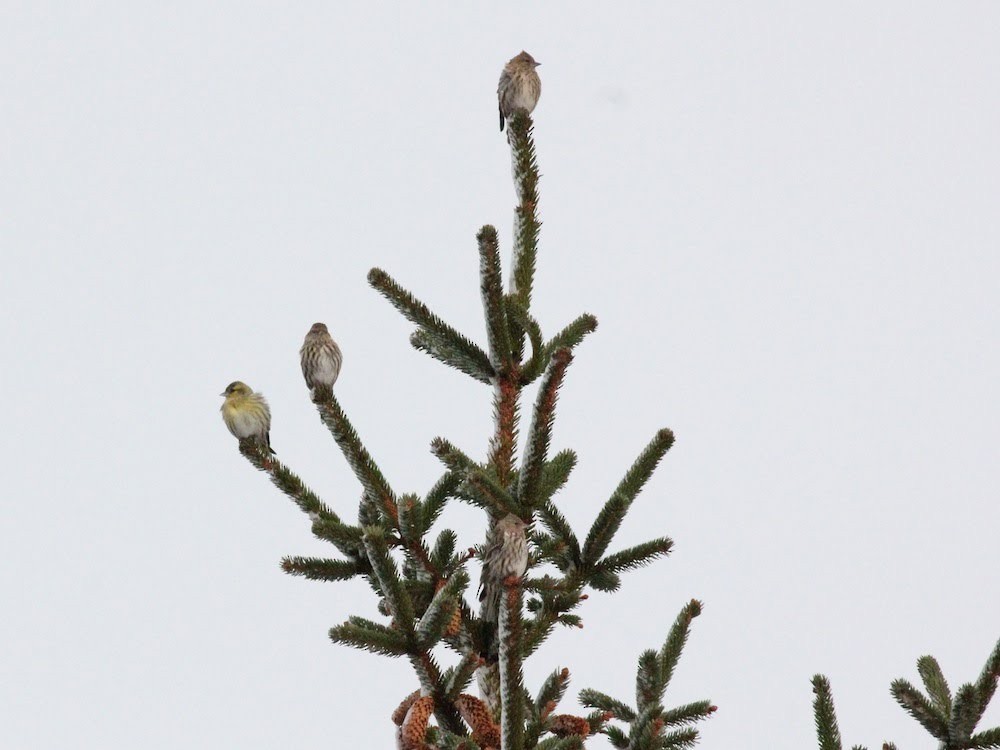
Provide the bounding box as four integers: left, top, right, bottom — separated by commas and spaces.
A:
229, 99, 707, 748
580, 600, 715, 750
811, 637, 1000, 750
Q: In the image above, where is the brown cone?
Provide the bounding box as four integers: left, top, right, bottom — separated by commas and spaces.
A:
455, 693, 501, 749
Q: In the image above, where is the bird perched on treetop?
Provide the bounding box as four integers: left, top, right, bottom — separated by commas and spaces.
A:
478, 513, 530, 624
498, 51, 541, 131
220, 381, 274, 453
300, 322, 343, 394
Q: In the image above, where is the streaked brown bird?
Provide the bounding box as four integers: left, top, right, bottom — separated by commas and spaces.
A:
300, 322, 343, 393
478, 513, 530, 623
498, 51, 541, 131
220, 381, 274, 453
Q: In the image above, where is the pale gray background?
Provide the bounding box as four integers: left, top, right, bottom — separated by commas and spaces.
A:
2, 3, 998, 748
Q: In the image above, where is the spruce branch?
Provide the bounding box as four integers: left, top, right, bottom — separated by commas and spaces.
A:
811, 675, 844, 750
417, 571, 470, 650
310, 516, 365, 555
363, 526, 416, 629
629, 704, 665, 750
917, 655, 952, 716
505, 299, 544, 379
890, 679, 949, 740
579, 601, 710, 750
660, 727, 700, 749
534, 736, 584, 750
506, 110, 541, 316
659, 599, 702, 692
328, 619, 410, 657
398, 493, 424, 542
369, 267, 494, 382
410, 328, 494, 384
578, 689, 637, 723
661, 701, 716, 728
536, 667, 572, 716
973, 638, 1000, 726
431, 529, 459, 571
969, 727, 1000, 749
465, 467, 524, 518
519, 349, 573, 510
478, 225, 515, 374
281, 555, 366, 581
534, 502, 581, 571
538, 449, 577, 504
445, 653, 485, 702
517, 314, 598, 385
431, 434, 518, 517
951, 683, 982, 744
582, 428, 675, 565
596, 537, 674, 576
423, 470, 462, 532
312, 390, 399, 526
237, 440, 338, 522
605, 725, 630, 749
636, 650, 664, 711
499, 581, 527, 750
489, 373, 521, 485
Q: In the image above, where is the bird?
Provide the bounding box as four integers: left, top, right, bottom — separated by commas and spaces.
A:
498, 51, 541, 131
220, 381, 274, 453
478, 513, 530, 624
299, 322, 343, 394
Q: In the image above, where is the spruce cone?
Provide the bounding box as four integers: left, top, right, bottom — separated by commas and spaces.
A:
392, 690, 421, 726
548, 714, 591, 738
455, 693, 501, 749
398, 695, 434, 750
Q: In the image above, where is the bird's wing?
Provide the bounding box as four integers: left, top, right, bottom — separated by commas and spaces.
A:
478, 538, 498, 599
497, 70, 511, 131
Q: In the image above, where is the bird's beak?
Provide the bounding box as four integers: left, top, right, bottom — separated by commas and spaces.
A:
219, 391, 227, 397
534, 62, 541, 67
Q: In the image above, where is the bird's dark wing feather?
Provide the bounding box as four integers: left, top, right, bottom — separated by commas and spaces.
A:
499, 102, 505, 132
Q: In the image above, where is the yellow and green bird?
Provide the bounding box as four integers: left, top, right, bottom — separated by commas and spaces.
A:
220, 381, 274, 453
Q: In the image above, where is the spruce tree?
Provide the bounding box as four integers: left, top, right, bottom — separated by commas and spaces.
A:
810, 640, 1000, 748
226, 73, 713, 749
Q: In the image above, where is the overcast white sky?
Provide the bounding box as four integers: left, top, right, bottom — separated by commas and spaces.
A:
2, 3, 999, 749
